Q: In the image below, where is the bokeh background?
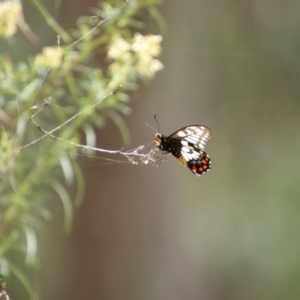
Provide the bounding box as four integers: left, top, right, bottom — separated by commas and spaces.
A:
11, 0, 300, 299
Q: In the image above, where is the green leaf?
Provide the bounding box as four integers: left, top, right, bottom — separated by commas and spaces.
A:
23, 226, 37, 266
52, 181, 73, 234
59, 153, 75, 186
9, 261, 38, 300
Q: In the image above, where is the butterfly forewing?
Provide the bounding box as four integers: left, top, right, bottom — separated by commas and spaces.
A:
168, 125, 212, 150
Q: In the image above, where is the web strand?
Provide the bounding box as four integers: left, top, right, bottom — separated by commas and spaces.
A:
17, 90, 164, 167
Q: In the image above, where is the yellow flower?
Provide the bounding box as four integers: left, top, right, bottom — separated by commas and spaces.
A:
136, 55, 163, 79
0, 2, 21, 37
35, 47, 63, 69
132, 33, 163, 57
107, 37, 131, 60
108, 33, 163, 80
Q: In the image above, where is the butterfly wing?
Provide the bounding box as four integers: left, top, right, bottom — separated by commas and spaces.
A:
168, 125, 212, 150
167, 125, 212, 176
186, 152, 211, 176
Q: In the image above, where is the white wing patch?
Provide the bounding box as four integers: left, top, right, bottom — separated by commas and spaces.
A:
181, 148, 201, 161
177, 125, 212, 150
177, 131, 187, 137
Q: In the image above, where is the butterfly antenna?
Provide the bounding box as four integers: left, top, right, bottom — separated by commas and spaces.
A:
154, 114, 160, 133
145, 122, 157, 132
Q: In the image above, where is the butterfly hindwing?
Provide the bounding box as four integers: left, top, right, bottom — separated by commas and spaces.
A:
186, 151, 211, 176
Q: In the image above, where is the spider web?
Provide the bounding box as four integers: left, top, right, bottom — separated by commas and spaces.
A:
15, 92, 165, 168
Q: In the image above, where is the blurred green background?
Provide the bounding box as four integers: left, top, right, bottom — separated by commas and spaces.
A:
8, 0, 300, 299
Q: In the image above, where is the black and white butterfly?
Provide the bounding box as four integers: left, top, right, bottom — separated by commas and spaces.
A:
154, 125, 212, 176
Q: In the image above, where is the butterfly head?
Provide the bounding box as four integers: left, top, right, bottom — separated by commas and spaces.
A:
154, 133, 162, 147
154, 133, 168, 151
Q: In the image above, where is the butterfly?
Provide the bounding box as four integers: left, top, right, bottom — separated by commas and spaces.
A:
154, 125, 212, 176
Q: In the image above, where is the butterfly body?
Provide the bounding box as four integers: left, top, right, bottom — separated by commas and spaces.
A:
154, 125, 212, 176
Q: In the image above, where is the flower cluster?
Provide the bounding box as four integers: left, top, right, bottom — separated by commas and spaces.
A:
35, 47, 63, 69
0, 1, 21, 37
107, 33, 163, 87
